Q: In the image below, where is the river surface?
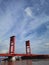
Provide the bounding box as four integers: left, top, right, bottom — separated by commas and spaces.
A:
0, 59, 49, 65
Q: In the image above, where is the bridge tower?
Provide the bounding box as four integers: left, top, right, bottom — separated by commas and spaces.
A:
26, 40, 31, 54
9, 36, 15, 54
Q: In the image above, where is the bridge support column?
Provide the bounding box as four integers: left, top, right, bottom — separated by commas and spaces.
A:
26, 40, 31, 54
9, 36, 16, 61
8, 56, 16, 61
9, 36, 15, 54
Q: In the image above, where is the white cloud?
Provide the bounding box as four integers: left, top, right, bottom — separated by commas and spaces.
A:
44, 43, 49, 49
0, 38, 9, 53
0, 49, 8, 53
25, 7, 33, 17
45, 43, 49, 46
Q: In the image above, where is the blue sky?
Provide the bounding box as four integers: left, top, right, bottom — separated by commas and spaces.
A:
0, 0, 49, 54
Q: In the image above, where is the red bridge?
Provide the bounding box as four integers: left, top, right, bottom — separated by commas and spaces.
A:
0, 36, 49, 59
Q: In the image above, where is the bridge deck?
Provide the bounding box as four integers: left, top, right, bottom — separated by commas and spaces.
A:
0, 53, 49, 56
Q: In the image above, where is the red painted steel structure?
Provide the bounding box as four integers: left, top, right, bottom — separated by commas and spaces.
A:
9, 36, 15, 54
0, 53, 49, 57
0, 36, 49, 57
26, 40, 31, 54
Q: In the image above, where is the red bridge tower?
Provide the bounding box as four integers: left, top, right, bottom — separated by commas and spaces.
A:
9, 36, 15, 54
26, 40, 31, 54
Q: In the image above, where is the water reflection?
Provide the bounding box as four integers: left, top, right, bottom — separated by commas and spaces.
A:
1, 61, 7, 65
1, 59, 49, 65
26, 60, 32, 65
8, 61, 15, 65
7, 60, 32, 65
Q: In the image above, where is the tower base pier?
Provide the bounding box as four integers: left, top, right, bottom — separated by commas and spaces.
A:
2, 56, 16, 61
8, 56, 16, 61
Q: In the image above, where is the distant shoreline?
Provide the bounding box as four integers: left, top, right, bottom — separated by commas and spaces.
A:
21, 55, 49, 60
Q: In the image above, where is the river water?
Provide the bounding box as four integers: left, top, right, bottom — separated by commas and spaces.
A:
0, 59, 49, 65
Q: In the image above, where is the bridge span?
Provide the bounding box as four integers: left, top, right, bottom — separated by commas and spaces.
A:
0, 36, 49, 60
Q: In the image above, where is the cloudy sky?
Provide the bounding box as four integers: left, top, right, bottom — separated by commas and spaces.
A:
0, 0, 49, 54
